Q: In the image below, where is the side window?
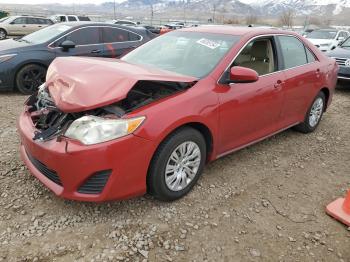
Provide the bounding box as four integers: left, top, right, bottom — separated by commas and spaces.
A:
43, 19, 53, 25
78, 16, 90, 21
59, 27, 100, 46
26, 18, 36, 24
68, 16, 77, 22
60, 16, 66, 22
129, 31, 141, 41
13, 17, 27, 24
305, 47, 316, 63
278, 36, 307, 69
233, 38, 277, 76
102, 27, 141, 43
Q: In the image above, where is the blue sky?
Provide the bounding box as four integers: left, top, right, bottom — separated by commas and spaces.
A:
0, 0, 126, 4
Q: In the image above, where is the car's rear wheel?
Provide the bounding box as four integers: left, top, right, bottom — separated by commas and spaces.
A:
16, 64, 47, 95
147, 127, 206, 201
0, 29, 7, 40
294, 91, 326, 133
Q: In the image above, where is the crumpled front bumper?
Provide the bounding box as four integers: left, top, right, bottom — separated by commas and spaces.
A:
18, 110, 156, 202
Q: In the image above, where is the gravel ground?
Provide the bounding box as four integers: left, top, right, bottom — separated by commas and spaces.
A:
0, 85, 350, 262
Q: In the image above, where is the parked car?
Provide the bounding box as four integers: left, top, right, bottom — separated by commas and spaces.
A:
18, 27, 338, 202
49, 15, 91, 23
108, 19, 139, 26
0, 22, 154, 94
327, 36, 350, 81
306, 29, 350, 52
138, 25, 160, 34
0, 15, 53, 40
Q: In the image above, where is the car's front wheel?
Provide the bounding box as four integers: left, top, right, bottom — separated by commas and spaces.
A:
147, 127, 207, 201
294, 91, 326, 133
16, 64, 47, 95
0, 29, 7, 40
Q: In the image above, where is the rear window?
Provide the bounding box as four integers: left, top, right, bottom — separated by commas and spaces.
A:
102, 27, 141, 43
78, 16, 90, 21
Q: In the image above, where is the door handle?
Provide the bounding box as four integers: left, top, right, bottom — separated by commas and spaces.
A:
91, 49, 101, 54
22, 25, 26, 27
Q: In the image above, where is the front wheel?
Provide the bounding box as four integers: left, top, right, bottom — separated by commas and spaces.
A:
0, 29, 7, 40
294, 91, 326, 133
147, 127, 207, 201
16, 64, 47, 95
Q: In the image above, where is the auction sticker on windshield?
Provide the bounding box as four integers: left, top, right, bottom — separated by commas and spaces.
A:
197, 38, 221, 49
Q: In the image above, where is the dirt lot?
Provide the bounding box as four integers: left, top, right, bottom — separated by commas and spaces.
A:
0, 85, 349, 262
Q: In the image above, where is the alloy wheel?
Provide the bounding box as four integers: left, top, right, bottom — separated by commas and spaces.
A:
165, 141, 201, 192
20, 67, 46, 93
309, 97, 324, 127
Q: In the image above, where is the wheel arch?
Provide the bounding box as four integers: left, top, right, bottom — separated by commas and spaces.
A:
149, 121, 215, 166
0, 27, 8, 34
14, 62, 48, 88
320, 87, 330, 111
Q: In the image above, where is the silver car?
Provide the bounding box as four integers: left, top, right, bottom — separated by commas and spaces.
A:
0, 16, 53, 40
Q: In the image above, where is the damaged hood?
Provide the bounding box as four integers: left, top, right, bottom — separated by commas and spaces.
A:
46, 57, 198, 113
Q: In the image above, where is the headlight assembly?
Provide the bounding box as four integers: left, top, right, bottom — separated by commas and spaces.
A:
0, 54, 17, 63
64, 116, 145, 145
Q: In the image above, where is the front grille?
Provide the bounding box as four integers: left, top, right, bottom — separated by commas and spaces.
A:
78, 170, 111, 195
26, 150, 62, 186
334, 57, 349, 67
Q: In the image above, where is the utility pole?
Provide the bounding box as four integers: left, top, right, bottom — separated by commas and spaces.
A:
113, 0, 116, 20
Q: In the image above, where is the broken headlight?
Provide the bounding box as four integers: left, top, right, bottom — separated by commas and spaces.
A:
64, 115, 145, 145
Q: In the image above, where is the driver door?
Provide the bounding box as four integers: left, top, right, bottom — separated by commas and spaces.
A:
217, 36, 286, 155
54, 27, 104, 57
9, 17, 27, 35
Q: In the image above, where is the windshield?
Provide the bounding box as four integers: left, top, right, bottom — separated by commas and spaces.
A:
21, 24, 73, 44
0, 17, 8, 23
307, 30, 337, 39
122, 31, 239, 78
341, 37, 350, 47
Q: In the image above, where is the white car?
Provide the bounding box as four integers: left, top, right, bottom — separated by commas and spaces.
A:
306, 29, 350, 52
107, 20, 138, 26
49, 15, 90, 23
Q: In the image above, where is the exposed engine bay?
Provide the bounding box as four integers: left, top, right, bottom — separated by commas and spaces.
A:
27, 80, 194, 142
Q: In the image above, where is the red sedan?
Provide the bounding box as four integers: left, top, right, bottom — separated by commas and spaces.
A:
18, 26, 339, 202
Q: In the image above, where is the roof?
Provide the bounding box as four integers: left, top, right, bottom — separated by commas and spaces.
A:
180, 25, 290, 37
56, 22, 148, 33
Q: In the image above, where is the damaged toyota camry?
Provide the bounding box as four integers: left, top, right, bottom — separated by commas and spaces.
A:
18, 26, 339, 202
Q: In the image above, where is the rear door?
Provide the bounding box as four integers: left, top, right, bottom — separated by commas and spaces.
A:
276, 35, 321, 127
54, 26, 105, 57
26, 18, 41, 34
101, 27, 143, 58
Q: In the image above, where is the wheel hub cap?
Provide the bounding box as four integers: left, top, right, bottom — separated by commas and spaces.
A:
309, 97, 324, 127
165, 141, 201, 192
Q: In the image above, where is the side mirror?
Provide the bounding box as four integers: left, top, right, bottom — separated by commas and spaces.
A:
9, 21, 15, 25
229, 66, 259, 84
60, 40, 76, 51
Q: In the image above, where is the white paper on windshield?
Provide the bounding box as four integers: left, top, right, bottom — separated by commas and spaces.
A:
196, 38, 221, 49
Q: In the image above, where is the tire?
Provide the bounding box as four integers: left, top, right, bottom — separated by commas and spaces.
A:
293, 91, 326, 134
0, 29, 6, 40
147, 127, 207, 201
16, 64, 47, 95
